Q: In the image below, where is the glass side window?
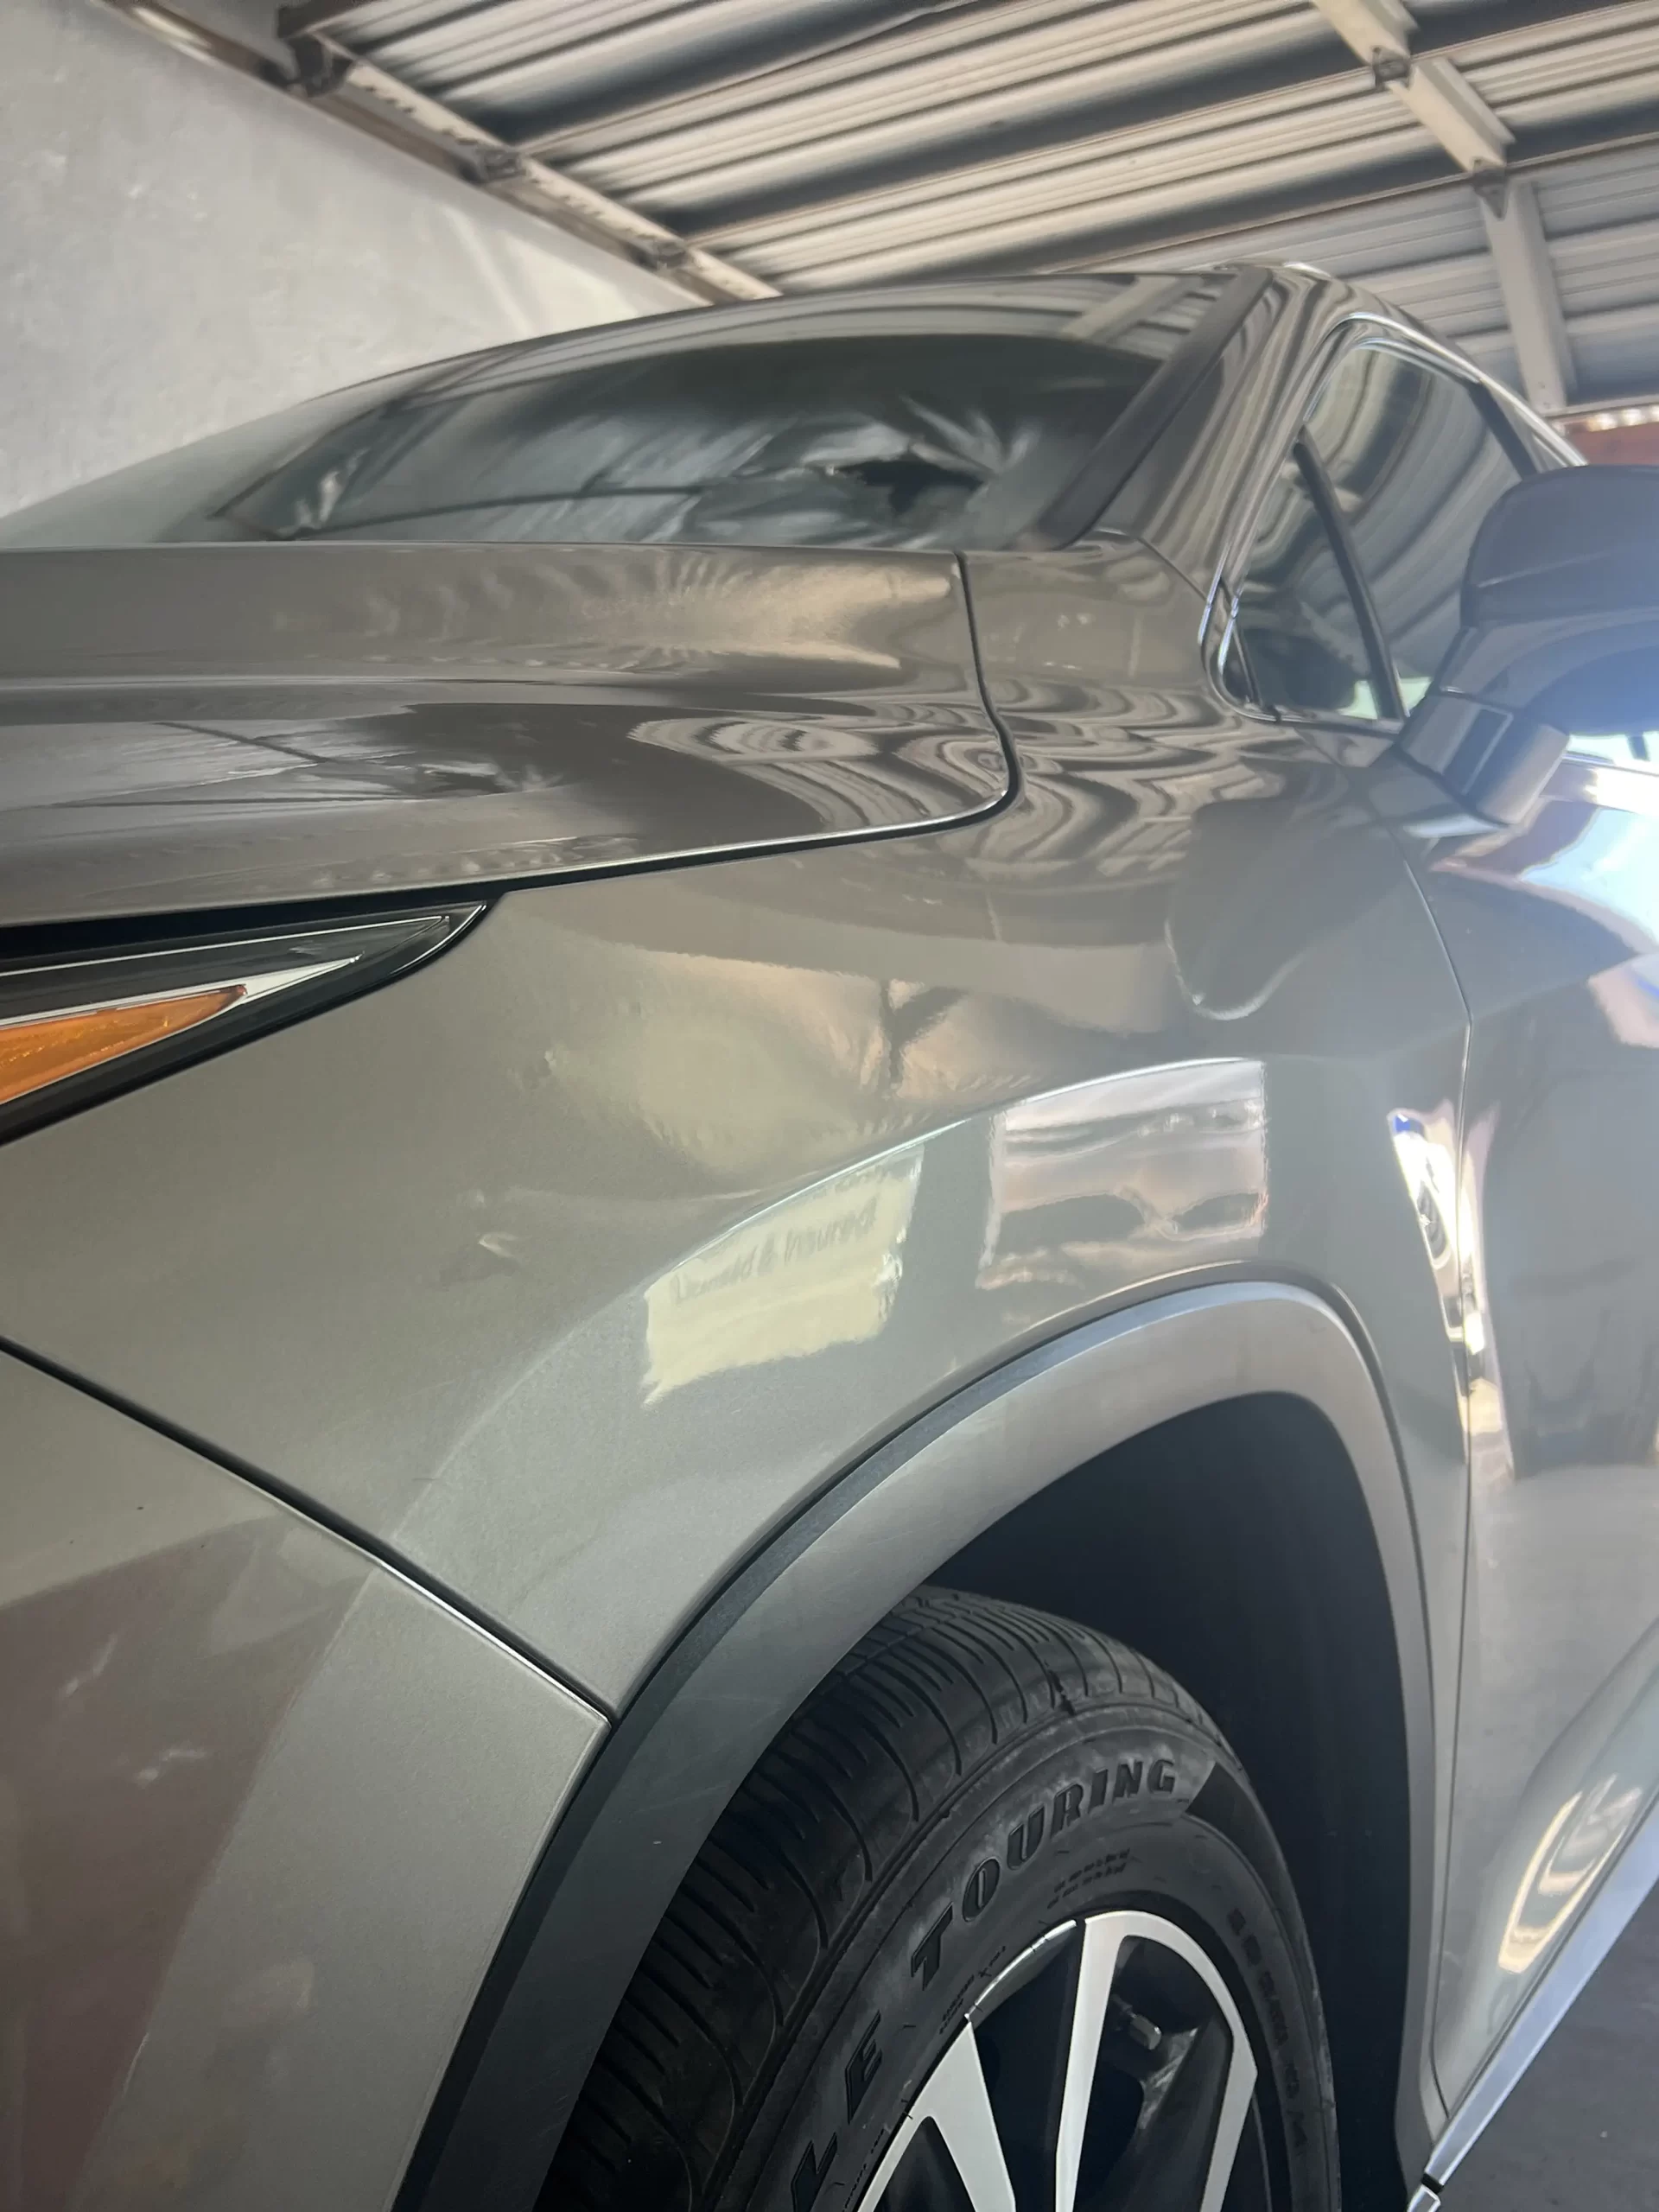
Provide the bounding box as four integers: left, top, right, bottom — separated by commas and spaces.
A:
1306, 345, 1523, 709
1232, 445, 1384, 721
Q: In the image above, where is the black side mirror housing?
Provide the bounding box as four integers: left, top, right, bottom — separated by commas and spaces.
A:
1405, 464, 1659, 821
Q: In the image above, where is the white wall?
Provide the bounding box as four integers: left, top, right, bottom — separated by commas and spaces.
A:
0, 0, 693, 517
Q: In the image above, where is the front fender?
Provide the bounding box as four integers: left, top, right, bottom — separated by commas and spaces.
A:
402, 1279, 1434, 2212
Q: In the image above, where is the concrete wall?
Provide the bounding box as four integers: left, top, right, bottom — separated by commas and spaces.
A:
0, 0, 692, 518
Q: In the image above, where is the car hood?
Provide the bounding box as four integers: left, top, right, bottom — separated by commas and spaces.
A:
0, 541, 1007, 931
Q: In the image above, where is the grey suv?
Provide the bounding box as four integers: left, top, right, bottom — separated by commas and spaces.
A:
3, 264, 1657, 2212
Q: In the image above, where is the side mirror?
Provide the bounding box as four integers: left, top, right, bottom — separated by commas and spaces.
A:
1404, 464, 1659, 821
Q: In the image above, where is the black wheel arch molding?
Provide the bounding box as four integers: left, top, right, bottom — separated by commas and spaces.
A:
395, 1276, 1440, 2212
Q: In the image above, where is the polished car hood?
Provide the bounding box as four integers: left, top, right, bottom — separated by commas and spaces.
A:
0, 542, 1007, 930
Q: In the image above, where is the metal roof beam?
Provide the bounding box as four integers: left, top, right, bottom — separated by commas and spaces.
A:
505, 1, 983, 153
1309, 0, 1511, 175
534, 0, 1615, 168
666, 0, 1613, 244
277, 0, 970, 150
98, 0, 773, 308
1018, 109, 1659, 289
283, 33, 777, 302
1478, 175, 1576, 412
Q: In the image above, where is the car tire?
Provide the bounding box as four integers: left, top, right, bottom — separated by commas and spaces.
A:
553, 1586, 1340, 2212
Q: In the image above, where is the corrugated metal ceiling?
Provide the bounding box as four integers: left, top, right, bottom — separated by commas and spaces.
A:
134, 0, 1659, 410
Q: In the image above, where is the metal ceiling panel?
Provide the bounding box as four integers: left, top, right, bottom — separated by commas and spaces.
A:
336, 0, 923, 128
1462, 6, 1659, 131
126, 0, 1659, 410
531, 0, 1317, 169
1104, 183, 1518, 374
1557, 220, 1659, 321
1153, 182, 1492, 290
1564, 300, 1659, 391
1534, 139, 1659, 395
1539, 134, 1659, 231
555, 0, 1334, 213
703, 82, 1438, 286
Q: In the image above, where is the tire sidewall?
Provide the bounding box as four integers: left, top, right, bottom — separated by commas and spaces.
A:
727, 1705, 1338, 2212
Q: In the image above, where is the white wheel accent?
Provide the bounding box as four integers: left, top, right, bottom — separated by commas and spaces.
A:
855, 2020, 1017, 2212
1070, 1912, 1258, 2212
1055, 1912, 1127, 2212
856, 1908, 1259, 2212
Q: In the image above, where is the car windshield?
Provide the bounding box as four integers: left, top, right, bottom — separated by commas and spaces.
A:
0, 276, 1224, 554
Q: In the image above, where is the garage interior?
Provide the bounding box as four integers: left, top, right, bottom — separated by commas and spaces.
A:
5, 7, 1659, 2209
32, 0, 1659, 498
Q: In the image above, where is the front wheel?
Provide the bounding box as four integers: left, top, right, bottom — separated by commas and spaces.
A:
554, 1588, 1340, 2211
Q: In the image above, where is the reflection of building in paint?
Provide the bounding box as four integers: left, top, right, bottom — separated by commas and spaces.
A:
1389, 1103, 1510, 1455
1591, 951, 1659, 1052
645, 1154, 922, 1399
1459, 1107, 1510, 1463
1440, 1604, 1659, 2094
978, 1061, 1266, 1295
1389, 1107, 1462, 1351
1497, 1774, 1643, 1976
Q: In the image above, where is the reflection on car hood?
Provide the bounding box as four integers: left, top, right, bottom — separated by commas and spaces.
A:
0, 541, 1008, 931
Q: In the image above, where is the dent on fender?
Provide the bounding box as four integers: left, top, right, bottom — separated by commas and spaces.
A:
0, 531, 1470, 1955
392, 1054, 1269, 1696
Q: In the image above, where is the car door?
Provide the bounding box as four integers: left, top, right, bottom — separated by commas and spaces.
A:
1236, 333, 1659, 2119
1408, 708, 1659, 2113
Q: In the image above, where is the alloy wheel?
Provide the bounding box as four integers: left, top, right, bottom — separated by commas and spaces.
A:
858, 1910, 1268, 2212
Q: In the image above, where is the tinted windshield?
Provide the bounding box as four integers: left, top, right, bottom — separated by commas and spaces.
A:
0, 276, 1223, 553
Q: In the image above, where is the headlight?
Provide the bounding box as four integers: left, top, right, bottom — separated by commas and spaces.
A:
0, 906, 477, 1141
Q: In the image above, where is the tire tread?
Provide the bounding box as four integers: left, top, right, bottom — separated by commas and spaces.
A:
551, 1587, 1230, 2210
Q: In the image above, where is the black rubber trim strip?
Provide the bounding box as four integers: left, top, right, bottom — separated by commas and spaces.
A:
1028, 268, 1275, 550
1475, 378, 1550, 480
397, 1274, 1437, 2212
954, 546, 1026, 818
1295, 434, 1406, 724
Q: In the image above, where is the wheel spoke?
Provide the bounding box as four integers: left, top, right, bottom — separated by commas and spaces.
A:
924, 2030, 1020, 2212
1055, 1916, 1128, 2212
863, 1909, 1261, 2212
1196, 2002, 1256, 2212
858, 2021, 1016, 2212
1053, 1911, 1258, 2212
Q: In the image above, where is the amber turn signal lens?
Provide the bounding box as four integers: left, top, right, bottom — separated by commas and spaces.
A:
0, 987, 244, 1109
